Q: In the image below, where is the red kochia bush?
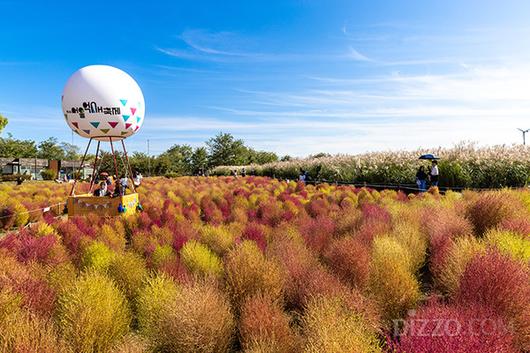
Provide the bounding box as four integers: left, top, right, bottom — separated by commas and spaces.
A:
256, 200, 284, 226
322, 236, 370, 290
498, 217, 530, 235
361, 203, 391, 224
305, 198, 330, 218
200, 196, 224, 225
455, 250, 530, 350
0, 231, 67, 266
298, 215, 335, 254
422, 208, 473, 279
391, 301, 517, 353
465, 192, 519, 236
242, 222, 267, 252
16, 277, 57, 318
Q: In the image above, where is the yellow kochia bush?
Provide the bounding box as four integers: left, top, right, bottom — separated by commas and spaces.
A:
56, 271, 131, 353
485, 229, 530, 263
79, 241, 116, 272
1, 308, 68, 353
437, 236, 485, 296
225, 240, 285, 307
368, 236, 421, 326
136, 273, 179, 345
108, 251, 148, 302
34, 221, 58, 238
98, 224, 126, 252
199, 224, 237, 256
302, 295, 382, 353
151, 244, 175, 269
180, 240, 224, 278
390, 219, 427, 273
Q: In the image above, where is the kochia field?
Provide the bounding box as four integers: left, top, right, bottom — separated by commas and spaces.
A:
0, 177, 528, 353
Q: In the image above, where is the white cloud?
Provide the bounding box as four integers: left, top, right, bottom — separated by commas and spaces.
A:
346, 47, 371, 61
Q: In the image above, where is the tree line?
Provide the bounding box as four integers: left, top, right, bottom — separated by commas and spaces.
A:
0, 113, 285, 176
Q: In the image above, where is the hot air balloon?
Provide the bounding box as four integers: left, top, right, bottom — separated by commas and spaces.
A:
62, 65, 144, 217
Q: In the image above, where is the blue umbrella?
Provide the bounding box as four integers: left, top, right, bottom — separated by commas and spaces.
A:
418, 154, 440, 160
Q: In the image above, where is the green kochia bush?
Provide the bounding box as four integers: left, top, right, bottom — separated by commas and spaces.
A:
368, 236, 421, 326
136, 273, 179, 344
80, 241, 115, 272
180, 240, 224, 278
56, 271, 131, 353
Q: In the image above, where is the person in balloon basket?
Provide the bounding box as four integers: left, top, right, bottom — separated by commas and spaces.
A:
429, 160, 439, 187
94, 181, 108, 197
118, 175, 128, 196
415, 166, 428, 192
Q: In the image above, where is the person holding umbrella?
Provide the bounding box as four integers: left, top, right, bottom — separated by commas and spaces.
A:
430, 160, 439, 187
418, 154, 440, 188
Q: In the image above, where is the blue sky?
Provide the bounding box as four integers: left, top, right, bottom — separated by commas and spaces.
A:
1, 0, 530, 156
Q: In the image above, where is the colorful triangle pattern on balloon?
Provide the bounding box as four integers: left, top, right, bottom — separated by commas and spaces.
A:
125, 123, 132, 129
72, 122, 79, 128
64, 113, 68, 120
82, 129, 90, 134
120, 99, 127, 106
134, 126, 139, 131
108, 122, 119, 128
122, 115, 130, 121
100, 128, 110, 134
120, 131, 128, 136
90, 122, 100, 128
136, 117, 141, 123
130, 107, 136, 115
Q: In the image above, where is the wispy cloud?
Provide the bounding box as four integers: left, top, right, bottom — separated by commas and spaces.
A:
346, 47, 371, 61
179, 29, 257, 57
156, 29, 372, 64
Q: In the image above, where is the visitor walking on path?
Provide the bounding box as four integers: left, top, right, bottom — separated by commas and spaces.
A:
416, 166, 428, 192
430, 160, 439, 187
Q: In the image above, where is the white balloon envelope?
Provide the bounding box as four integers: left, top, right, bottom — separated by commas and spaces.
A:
62, 65, 145, 141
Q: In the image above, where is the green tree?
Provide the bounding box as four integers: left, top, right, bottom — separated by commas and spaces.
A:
247, 149, 278, 165
206, 132, 247, 167
129, 152, 154, 175
159, 144, 194, 175
60, 142, 80, 160
0, 113, 8, 134
310, 152, 331, 159
0, 134, 37, 157
37, 137, 65, 160
191, 147, 209, 174
97, 151, 126, 177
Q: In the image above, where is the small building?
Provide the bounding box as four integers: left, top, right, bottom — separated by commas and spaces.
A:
58, 160, 93, 180
0, 158, 93, 181
0, 157, 48, 180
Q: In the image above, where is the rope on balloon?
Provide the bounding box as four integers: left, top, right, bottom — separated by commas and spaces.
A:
0, 202, 66, 220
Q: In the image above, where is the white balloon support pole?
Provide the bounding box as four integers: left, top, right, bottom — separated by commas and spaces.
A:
69, 137, 93, 196
109, 137, 120, 180
88, 140, 101, 194
121, 139, 137, 193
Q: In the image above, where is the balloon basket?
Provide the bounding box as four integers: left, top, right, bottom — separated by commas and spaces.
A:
67, 193, 139, 217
